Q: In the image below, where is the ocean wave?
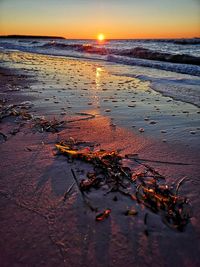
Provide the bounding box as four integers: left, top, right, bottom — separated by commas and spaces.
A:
118, 47, 200, 65
140, 38, 200, 45
41, 41, 109, 54
107, 55, 200, 77
42, 42, 200, 66
42, 41, 82, 50
117, 38, 200, 45
173, 38, 200, 45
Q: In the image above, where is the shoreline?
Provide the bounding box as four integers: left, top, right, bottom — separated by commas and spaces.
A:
0, 50, 200, 267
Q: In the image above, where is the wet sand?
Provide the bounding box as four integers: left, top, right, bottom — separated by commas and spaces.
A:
0, 51, 200, 267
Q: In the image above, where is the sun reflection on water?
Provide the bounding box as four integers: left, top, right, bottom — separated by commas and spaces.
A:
96, 67, 102, 90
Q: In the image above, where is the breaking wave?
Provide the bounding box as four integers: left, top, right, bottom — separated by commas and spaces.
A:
42, 42, 200, 66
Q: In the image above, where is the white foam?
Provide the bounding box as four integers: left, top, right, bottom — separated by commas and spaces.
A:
107, 55, 200, 77
112, 66, 200, 107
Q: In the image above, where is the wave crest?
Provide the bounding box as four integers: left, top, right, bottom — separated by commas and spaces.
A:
42, 42, 200, 66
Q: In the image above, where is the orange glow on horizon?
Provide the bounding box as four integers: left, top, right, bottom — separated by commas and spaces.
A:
0, 26, 199, 40
0, 17, 199, 40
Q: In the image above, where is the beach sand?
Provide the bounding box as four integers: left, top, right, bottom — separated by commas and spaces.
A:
0, 51, 200, 267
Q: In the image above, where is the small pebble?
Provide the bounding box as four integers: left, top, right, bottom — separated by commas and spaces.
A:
128, 105, 136, 108
139, 128, 144, 133
124, 208, 138, 216
149, 121, 157, 125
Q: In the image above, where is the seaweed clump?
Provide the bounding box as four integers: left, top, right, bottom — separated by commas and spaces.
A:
0, 101, 66, 133
56, 139, 192, 231
32, 117, 65, 133
0, 102, 33, 122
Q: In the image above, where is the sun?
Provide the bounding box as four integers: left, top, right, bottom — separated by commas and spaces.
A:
97, 33, 105, 42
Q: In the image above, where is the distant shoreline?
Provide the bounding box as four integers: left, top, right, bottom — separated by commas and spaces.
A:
0, 35, 65, 39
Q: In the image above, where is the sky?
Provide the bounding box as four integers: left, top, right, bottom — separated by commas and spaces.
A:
0, 0, 199, 39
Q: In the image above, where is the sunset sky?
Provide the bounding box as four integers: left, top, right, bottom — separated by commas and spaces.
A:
0, 0, 199, 39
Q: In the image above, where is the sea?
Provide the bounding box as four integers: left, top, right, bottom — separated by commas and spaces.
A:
0, 38, 200, 106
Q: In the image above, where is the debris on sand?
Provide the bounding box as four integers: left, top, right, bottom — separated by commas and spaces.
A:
56, 139, 192, 230
9, 127, 20, 135
0, 103, 33, 122
0, 102, 67, 134
63, 181, 76, 202
96, 209, 111, 221
124, 208, 138, 216
0, 132, 7, 142
80, 173, 101, 191
32, 117, 65, 133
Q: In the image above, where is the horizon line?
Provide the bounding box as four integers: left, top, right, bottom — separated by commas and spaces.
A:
0, 34, 200, 40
